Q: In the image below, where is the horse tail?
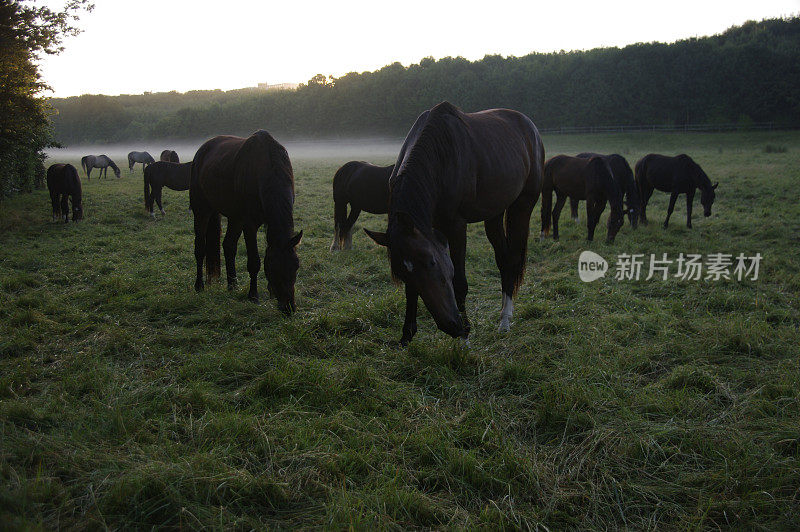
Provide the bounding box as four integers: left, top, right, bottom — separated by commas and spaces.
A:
143, 166, 152, 212
331, 162, 357, 250
205, 213, 222, 282
540, 160, 554, 237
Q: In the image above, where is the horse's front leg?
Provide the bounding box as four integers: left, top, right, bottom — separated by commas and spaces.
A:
443, 220, 470, 335
663, 191, 679, 228
400, 283, 418, 346
685, 189, 695, 228
243, 224, 260, 302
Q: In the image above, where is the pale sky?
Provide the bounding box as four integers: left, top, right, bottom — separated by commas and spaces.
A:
38, 0, 800, 97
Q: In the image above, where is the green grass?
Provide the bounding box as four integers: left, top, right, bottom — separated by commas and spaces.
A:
1, 130, 799, 529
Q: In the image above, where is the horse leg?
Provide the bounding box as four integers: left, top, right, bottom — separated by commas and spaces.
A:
586, 198, 604, 241
156, 186, 165, 215
343, 207, 361, 250
442, 219, 470, 335
193, 213, 210, 292
60, 194, 69, 223
663, 191, 679, 229
243, 224, 260, 302
552, 192, 567, 241
640, 185, 653, 225
223, 219, 243, 290
400, 284, 418, 346
570, 197, 580, 222
50, 190, 59, 221
686, 189, 695, 228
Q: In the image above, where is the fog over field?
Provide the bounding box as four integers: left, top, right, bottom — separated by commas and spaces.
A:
46, 138, 404, 164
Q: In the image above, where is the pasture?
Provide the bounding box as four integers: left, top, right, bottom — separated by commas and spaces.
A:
1, 131, 799, 529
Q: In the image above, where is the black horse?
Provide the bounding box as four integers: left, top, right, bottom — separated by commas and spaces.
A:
128, 151, 155, 173
81, 155, 120, 180
635, 154, 718, 229
144, 161, 192, 217
540, 155, 624, 243
47, 163, 83, 222
160, 150, 180, 163
191, 130, 303, 315
330, 161, 393, 250
365, 102, 543, 345
577, 152, 640, 227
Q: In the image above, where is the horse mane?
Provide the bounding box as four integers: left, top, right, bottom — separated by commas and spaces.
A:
236, 130, 295, 244
390, 101, 464, 232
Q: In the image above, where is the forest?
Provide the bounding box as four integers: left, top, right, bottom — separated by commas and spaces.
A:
50, 17, 800, 145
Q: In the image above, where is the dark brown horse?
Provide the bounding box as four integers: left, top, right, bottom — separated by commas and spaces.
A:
577, 152, 640, 227
635, 154, 718, 229
47, 163, 83, 222
190, 130, 302, 315
365, 102, 543, 345
540, 155, 624, 243
330, 161, 393, 251
160, 150, 180, 163
144, 161, 192, 217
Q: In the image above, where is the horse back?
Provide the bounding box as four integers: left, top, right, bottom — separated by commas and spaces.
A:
342, 162, 392, 214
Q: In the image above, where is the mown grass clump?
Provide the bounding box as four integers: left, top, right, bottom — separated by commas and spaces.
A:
1, 130, 799, 528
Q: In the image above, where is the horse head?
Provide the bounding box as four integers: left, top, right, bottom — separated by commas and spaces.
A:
265, 230, 303, 315
366, 212, 466, 339
701, 181, 718, 217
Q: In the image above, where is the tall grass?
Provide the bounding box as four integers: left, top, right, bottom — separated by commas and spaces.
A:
1, 131, 799, 529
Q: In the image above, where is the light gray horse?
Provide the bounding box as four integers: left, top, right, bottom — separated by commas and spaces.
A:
128, 151, 155, 173
81, 155, 121, 180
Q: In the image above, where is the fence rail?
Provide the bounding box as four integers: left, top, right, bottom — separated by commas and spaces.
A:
538, 122, 797, 135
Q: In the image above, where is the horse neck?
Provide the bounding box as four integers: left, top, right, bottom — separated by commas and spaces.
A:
263, 185, 294, 247
390, 164, 441, 230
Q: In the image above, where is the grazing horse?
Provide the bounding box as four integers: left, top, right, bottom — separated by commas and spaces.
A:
128, 151, 155, 173
160, 150, 180, 163
540, 155, 624, 243
47, 163, 83, 222
191, 130, 303, 315
365, 101, 544, 345
577, 152, 640, 227
635, 154, 718, 229
144, 161, 192, 217
81, 155, 121, 180
330, 161, 393, 251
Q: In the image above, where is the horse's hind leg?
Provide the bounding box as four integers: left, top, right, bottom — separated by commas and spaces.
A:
570, 197, 580, 222
50, 191, 60, 221
685, 190, 695, 228
223, 219, 243, 290
640, 184, 653, 225
243, 224, 260, 302
155, 186, 165, 215
551, 192, 567, 241
343, 207, 361, 250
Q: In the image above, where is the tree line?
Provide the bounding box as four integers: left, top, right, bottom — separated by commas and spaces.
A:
49, 17, 800, 146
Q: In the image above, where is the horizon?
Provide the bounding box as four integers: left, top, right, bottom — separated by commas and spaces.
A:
39, 1, 799, 98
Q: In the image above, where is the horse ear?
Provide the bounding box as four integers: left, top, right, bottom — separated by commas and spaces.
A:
287, 230, 303, 249
712, 182, 718, 190
364, 228, 389, 247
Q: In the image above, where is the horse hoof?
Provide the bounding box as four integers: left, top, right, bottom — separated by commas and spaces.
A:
227, 283, 237, 291
194, 283, 204, 292
248, 294, 259, 303
160, 210, 166, 215
399, 337, 411, 347
498, 319, 510, 333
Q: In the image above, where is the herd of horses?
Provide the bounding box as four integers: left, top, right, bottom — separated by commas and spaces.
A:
45, 101, 719, 344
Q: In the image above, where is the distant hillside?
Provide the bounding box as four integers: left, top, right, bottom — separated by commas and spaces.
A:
50, 17, 800, 145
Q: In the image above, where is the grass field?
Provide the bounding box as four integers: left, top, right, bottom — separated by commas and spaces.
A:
1, 131, 799, 529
